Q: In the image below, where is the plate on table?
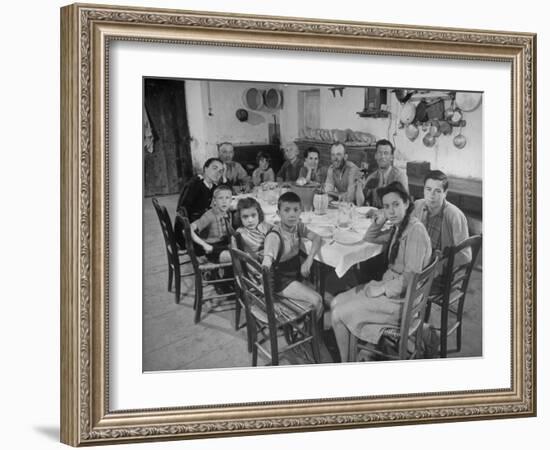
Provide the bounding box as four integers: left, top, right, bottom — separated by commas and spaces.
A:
333, 229, 363, 245
355, 206, 377, 217
329, 200, 343, 208
310, 225, 334, 239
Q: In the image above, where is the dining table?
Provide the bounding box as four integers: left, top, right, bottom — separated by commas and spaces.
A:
231, 186, 383, 281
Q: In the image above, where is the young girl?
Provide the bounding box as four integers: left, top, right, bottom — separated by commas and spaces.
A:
251, 152, 275, 186
330, 181, 432, 361
235, 197, 272, 259
262, 191, 323, 319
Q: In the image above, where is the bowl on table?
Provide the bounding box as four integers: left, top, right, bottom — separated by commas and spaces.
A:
355, 206, 377, 217
332, 229, 363, 245
309, 224, 334, 239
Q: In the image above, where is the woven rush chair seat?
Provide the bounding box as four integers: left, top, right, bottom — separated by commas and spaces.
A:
250, 295, 314, 326
198, 260, 234, 272
349, 254, 439, 361
175, 211, 239, 325
230, 245, 320, 366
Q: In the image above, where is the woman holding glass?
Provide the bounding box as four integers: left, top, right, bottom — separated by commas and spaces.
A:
330, 181, 432, 361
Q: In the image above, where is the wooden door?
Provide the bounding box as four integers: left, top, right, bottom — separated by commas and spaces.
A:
143, 78, 193, 196
298, 89, 320, 134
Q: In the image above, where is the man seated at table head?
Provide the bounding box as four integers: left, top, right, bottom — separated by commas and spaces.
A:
356, 139, 408, 208
176, 157, 224, 223
324, 142, 359, 202
276, 142, 304, 182
296, 147, 327, 185
218, 142, 250, 189
412, 169, 471, 270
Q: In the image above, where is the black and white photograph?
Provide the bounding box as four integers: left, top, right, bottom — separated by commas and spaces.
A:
143, 78, 483, 371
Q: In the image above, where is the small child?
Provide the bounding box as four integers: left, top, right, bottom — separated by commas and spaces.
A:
262, 191, 323, 319
252, 152, 275, 186
190, 185, 233, 264
235, 197, 272, 259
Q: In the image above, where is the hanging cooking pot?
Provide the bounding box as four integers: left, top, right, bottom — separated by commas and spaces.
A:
405, 123, 419, 141
453, 133, 467, 149
423, 133, 436, 147
399, 101, 416, 125
439, 120, 453, 135
448, 108, 464, 126
394, 89, 413, 103
455, 92, 482, 112
235, 109, 249, 122
428, 120, 441, 137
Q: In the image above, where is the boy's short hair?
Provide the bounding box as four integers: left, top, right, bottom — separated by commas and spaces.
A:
423, 170, 449, 191
203, 157, 223, 169
256, 151, 272, 166
277, 191, 302, 209
213, 184, 232, 198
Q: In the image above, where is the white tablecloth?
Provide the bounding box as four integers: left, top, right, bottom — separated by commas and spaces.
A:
232, 195, 383, 278
301, 212, 382, 277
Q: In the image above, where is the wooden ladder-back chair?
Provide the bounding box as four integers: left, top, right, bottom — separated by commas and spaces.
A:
349, 255, 439, 361
175, 213, 238, 325
151, 198, 193, 304
425, 235, 482, 357
229, 247, 320, 366
229, 234, 254, 352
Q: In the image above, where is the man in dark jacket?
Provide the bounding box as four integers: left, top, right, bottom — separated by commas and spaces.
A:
175, 157, 225, 247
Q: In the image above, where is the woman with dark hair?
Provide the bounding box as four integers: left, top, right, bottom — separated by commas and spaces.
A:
330, 181, 432, 361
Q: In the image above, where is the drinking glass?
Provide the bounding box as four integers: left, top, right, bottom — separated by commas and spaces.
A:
337, 202, 352, 230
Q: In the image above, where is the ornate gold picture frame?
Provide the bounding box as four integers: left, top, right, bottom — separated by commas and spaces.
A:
60, 3, 536, 446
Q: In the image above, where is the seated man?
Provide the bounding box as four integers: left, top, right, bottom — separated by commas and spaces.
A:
356, 139, 408, 208
218, 142, 250, 189
276, 142, 303, 182
324, 143, 359, 202
297, 147, 327, 184
175, 157, 224, 247
412, 170, 471, 275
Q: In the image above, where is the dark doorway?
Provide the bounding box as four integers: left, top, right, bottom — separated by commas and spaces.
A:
143, 78, 193, 196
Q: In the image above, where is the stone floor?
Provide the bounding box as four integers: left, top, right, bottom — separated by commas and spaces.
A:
143, 194, 482, 372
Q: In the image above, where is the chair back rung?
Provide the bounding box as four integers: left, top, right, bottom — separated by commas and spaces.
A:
230, 243, 320, 366
429, 234, 482, 357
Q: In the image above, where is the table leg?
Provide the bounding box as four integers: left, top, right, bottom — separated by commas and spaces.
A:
313, 261, 326, 304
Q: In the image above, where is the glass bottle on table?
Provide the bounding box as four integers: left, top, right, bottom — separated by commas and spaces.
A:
337, 200, 352, 230
313, 188, 328, 215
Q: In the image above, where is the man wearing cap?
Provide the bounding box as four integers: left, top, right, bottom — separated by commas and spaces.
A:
355, 139, 408, 208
